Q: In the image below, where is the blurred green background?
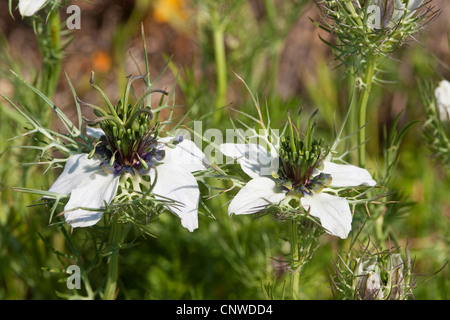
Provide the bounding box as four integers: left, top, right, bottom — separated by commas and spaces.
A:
0, 0, 449, 299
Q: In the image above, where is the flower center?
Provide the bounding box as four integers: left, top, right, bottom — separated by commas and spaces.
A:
86, 73, 169, 177
95, 131, 168, 177
275, 134, 331, 196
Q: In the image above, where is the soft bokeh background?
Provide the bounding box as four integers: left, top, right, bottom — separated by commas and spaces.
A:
0, 0, 449, 299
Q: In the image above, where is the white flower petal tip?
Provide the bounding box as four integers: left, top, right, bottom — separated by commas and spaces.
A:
228, 177, 285, 216
407, 0, 423, 11
18, 0, 47, 17
46, 153, 119, 228
323, 162, 377, 188
219, 143, 278, 179
150, 163, 200, 232
48, 154, 103, 196
435, 80, 450, 122
301, 192, 352, 239
64, 208, 104, 228
161, 137, 209, 173
86, 127, 105, 139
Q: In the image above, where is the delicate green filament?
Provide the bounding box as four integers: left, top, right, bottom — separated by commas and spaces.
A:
90, 72, 123, 126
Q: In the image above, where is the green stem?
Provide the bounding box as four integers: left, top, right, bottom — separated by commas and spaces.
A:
347, 69, 358, 164
38, 10, 62, 99
212, 20, 227, 126
104, 221, 121, 300
357, 57, 376, 167
289, 220, 300, 300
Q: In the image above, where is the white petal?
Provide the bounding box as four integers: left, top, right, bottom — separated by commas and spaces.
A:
390, 0, 406, 24
161, 138, 209, 173
323, 161, 376, 188
435, 80, 450, 121
219, 143, 278, 179
64, 169, 120, 228
86, 127, 105, 139
149, 163, 200, 232
408, 0, 423, 9
301, 192, 352, 239
19, 0, 47, 16
48, 154, 103, 196
228, 177, 285, 215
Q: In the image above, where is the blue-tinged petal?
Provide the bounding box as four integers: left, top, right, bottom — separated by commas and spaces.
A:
219, 143, 278, 179
149, 163, 200, 232
228, 177, 285, 215
64, 171, 119, 228
160, 137, 209, 173
48, 154, 103, 196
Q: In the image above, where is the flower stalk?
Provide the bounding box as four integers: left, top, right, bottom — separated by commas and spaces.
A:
212, 14, 227, 126
289, 219, 300, 299
104, 220, 122, 300
314, 0, 435, 166
357, 56, 377, 167
34, 7, 63, 100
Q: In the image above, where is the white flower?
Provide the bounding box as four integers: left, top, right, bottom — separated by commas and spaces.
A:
220, 143, 376, 239
48, 131, 208, 232
435, 80, 450, 122
18, 0, 47, 17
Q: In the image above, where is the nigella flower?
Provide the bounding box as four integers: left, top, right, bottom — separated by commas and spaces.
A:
18, 0, 48, 17
220, 116, 376, 239
46, 74, 208, 232
314, 0, 435, 77
435, 80, 450, 122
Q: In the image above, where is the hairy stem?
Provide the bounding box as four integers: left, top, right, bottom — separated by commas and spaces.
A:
290, 219, 300, 299
357, 57, 376, 167
104, 221, 121, 300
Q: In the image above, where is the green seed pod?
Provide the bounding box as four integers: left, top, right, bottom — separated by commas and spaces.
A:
93, 109, 103, 117
117, 99, 124, 113
139, 124, 147, 137
132, 120, 140, 132
109, 153, 116, 167
118, 128, 124, 139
